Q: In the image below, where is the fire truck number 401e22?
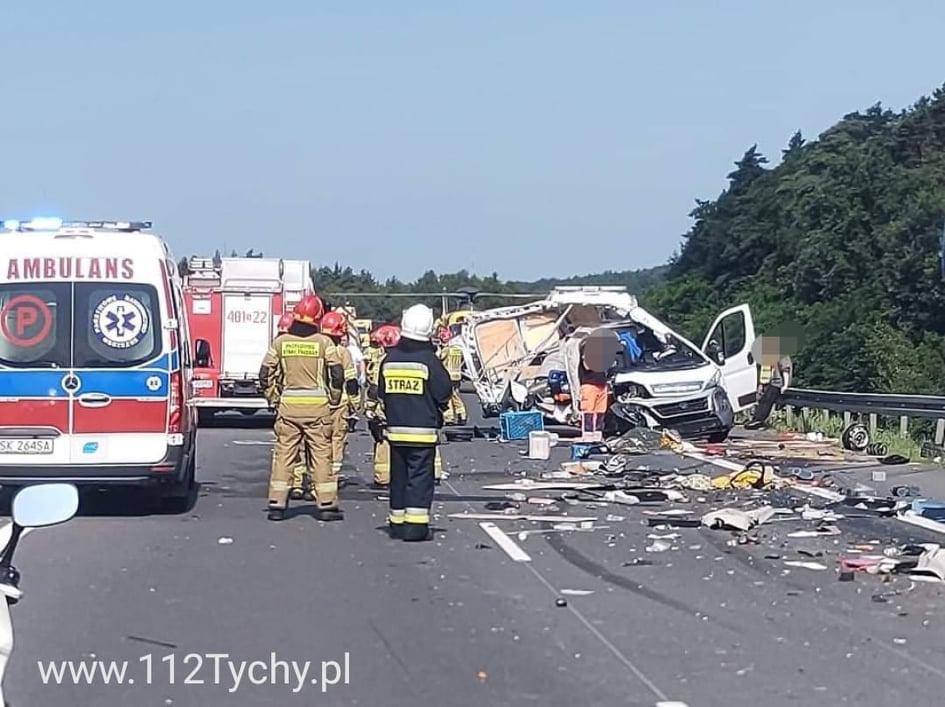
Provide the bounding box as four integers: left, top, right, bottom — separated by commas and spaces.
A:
225, 310, 269, 325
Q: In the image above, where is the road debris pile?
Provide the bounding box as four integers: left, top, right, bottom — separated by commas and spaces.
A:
448, 425, 945, 607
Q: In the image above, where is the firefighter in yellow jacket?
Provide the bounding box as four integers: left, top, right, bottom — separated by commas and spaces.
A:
319, 311, 359, 477
437, 328, 467, 425
271, 313, 314, 502
365, 325, 400, 489
260, 295, 349, 522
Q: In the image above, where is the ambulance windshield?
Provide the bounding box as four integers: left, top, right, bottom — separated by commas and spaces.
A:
0, 283, 161, 369
0, 283, 70, 368
74, 285, 160, 368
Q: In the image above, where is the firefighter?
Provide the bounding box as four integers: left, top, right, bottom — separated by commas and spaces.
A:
379, 305, 452, 541
365, 325, 398, 489
367, 325, 446, 488
437, 328, 467, 425
319, 311, 359, 479
260, 295, 349, 522
269, 313, 314, 502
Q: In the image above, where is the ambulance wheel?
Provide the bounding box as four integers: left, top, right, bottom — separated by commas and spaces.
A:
160, 453, 197, 514
197, 409, 215, 427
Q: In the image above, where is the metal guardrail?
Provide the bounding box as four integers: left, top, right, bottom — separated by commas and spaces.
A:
779, 388, 945, 442
780, 388, 945, 418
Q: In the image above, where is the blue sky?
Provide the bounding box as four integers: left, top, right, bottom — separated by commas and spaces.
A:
2, 2, 944, 280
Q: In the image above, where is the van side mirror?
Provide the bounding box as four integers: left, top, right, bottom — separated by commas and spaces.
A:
194, 339, 212, 368
706, 340, 725, 366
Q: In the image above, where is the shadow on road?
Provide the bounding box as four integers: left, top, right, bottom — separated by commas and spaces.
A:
199, 412, 275, 430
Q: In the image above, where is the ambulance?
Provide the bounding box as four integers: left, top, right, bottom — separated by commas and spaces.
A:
0, 218, 197, 510
182, 256, 313, 423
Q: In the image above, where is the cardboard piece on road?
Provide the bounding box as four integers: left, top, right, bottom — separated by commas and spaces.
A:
450, 512, 597, 522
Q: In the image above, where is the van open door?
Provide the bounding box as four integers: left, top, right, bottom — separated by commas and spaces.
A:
701, 304, 756, 411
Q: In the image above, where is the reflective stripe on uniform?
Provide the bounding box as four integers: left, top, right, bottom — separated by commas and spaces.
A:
759, 366, 774, 384
389, 509, 405, 525
281, 387, 329, 404
386, 426, 438, 444
270, 480, 290, 491
382, 362, 429, 379
405, 507, 430, 524
343, 367, 357, 379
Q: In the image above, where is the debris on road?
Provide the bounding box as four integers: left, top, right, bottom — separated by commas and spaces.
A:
645, 539, 673, 553
457, 414, 945, 615
449, 512, 597, 522
783, 560, 828, 571
701, 507, 775, 532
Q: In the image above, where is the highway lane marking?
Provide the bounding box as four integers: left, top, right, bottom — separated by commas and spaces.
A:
478, 522, 532, 562
444, 478, 674, 704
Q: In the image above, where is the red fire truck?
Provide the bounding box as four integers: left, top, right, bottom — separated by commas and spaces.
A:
182, 256, 313, 424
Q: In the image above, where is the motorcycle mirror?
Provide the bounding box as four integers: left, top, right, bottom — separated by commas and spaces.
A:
12, 484, 79, 529
509, 381, 528, 404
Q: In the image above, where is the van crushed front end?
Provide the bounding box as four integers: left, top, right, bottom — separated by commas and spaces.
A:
460, 287, 741, 441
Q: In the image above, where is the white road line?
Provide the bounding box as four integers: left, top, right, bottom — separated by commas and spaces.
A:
444, 478, 674, 704
478, 522, 532, 562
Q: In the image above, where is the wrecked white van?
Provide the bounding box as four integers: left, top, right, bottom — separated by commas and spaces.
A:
460, 287, 757, 441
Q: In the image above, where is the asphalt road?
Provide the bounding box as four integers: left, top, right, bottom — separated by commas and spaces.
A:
6, 399, 945, 706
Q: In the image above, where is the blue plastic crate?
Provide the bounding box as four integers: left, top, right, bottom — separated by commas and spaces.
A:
500, 411, 544, 440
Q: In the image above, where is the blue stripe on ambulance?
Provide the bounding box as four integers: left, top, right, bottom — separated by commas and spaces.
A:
0, 352, 180, 399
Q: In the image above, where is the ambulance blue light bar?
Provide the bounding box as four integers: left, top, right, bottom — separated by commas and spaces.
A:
0, 218, 152, 232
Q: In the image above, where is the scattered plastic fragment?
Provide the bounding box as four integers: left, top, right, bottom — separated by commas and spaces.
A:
787, 526, 841, 538
701, 507, 775, 532
217, 537, 234, 545
783, 561, 827, 571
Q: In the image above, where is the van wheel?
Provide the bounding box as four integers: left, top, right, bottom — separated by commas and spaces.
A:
160, 453, 197, 514
707, 430, 730, 443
